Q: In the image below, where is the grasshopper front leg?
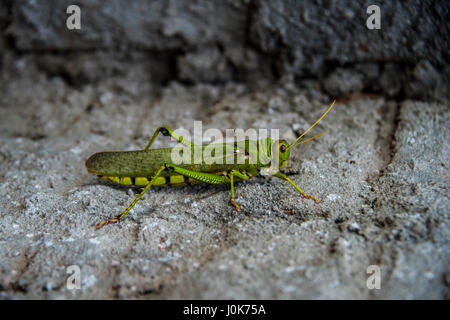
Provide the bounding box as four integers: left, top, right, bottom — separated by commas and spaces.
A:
274, 172, 319, 204
144, 125, 197, 151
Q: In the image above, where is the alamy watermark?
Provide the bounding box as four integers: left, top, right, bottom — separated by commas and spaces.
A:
66, 265, 81, 290
66, 5, 81, 30
366, 5, 381, 30
366, 265, 381, 289
66, 4, 380, 32
168, 121, 282, 174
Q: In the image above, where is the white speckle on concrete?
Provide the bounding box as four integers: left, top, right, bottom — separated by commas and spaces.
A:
82, 274, 97, 289
327, 194, 339, 201
89, 238, 101, 245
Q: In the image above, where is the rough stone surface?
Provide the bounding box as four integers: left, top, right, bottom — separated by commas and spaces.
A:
3, 0, 449, 100
0, 59, 448, 298
0, 0, 448, 300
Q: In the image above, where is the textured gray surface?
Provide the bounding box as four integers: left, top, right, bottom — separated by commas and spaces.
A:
3, 0, 449, 99
0, 0, 449, 300
0, 65, 448, 298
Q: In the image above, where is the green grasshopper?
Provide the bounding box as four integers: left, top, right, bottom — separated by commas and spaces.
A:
86, 100, 336, 229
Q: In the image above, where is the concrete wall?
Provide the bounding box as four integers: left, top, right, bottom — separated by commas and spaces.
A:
2, 0, 449, 99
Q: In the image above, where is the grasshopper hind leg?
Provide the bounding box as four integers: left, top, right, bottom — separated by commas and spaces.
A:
95, 166, 166, 229
143, 125, 197, 151
96, 164, 230, 229
96, 165, 255, 229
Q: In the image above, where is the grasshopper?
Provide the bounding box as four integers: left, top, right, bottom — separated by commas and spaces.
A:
86, 100, 336, 229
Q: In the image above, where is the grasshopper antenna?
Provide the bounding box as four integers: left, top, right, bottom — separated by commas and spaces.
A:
287, 99, 336, 150
289, 131, 327, 148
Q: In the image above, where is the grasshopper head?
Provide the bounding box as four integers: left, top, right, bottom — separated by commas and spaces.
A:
261, 100, 335, 175
258, 138, 290, 176
276, 139, 291, 170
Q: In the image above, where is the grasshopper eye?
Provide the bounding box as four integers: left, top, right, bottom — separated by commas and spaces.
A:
280, 144, 287, 153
